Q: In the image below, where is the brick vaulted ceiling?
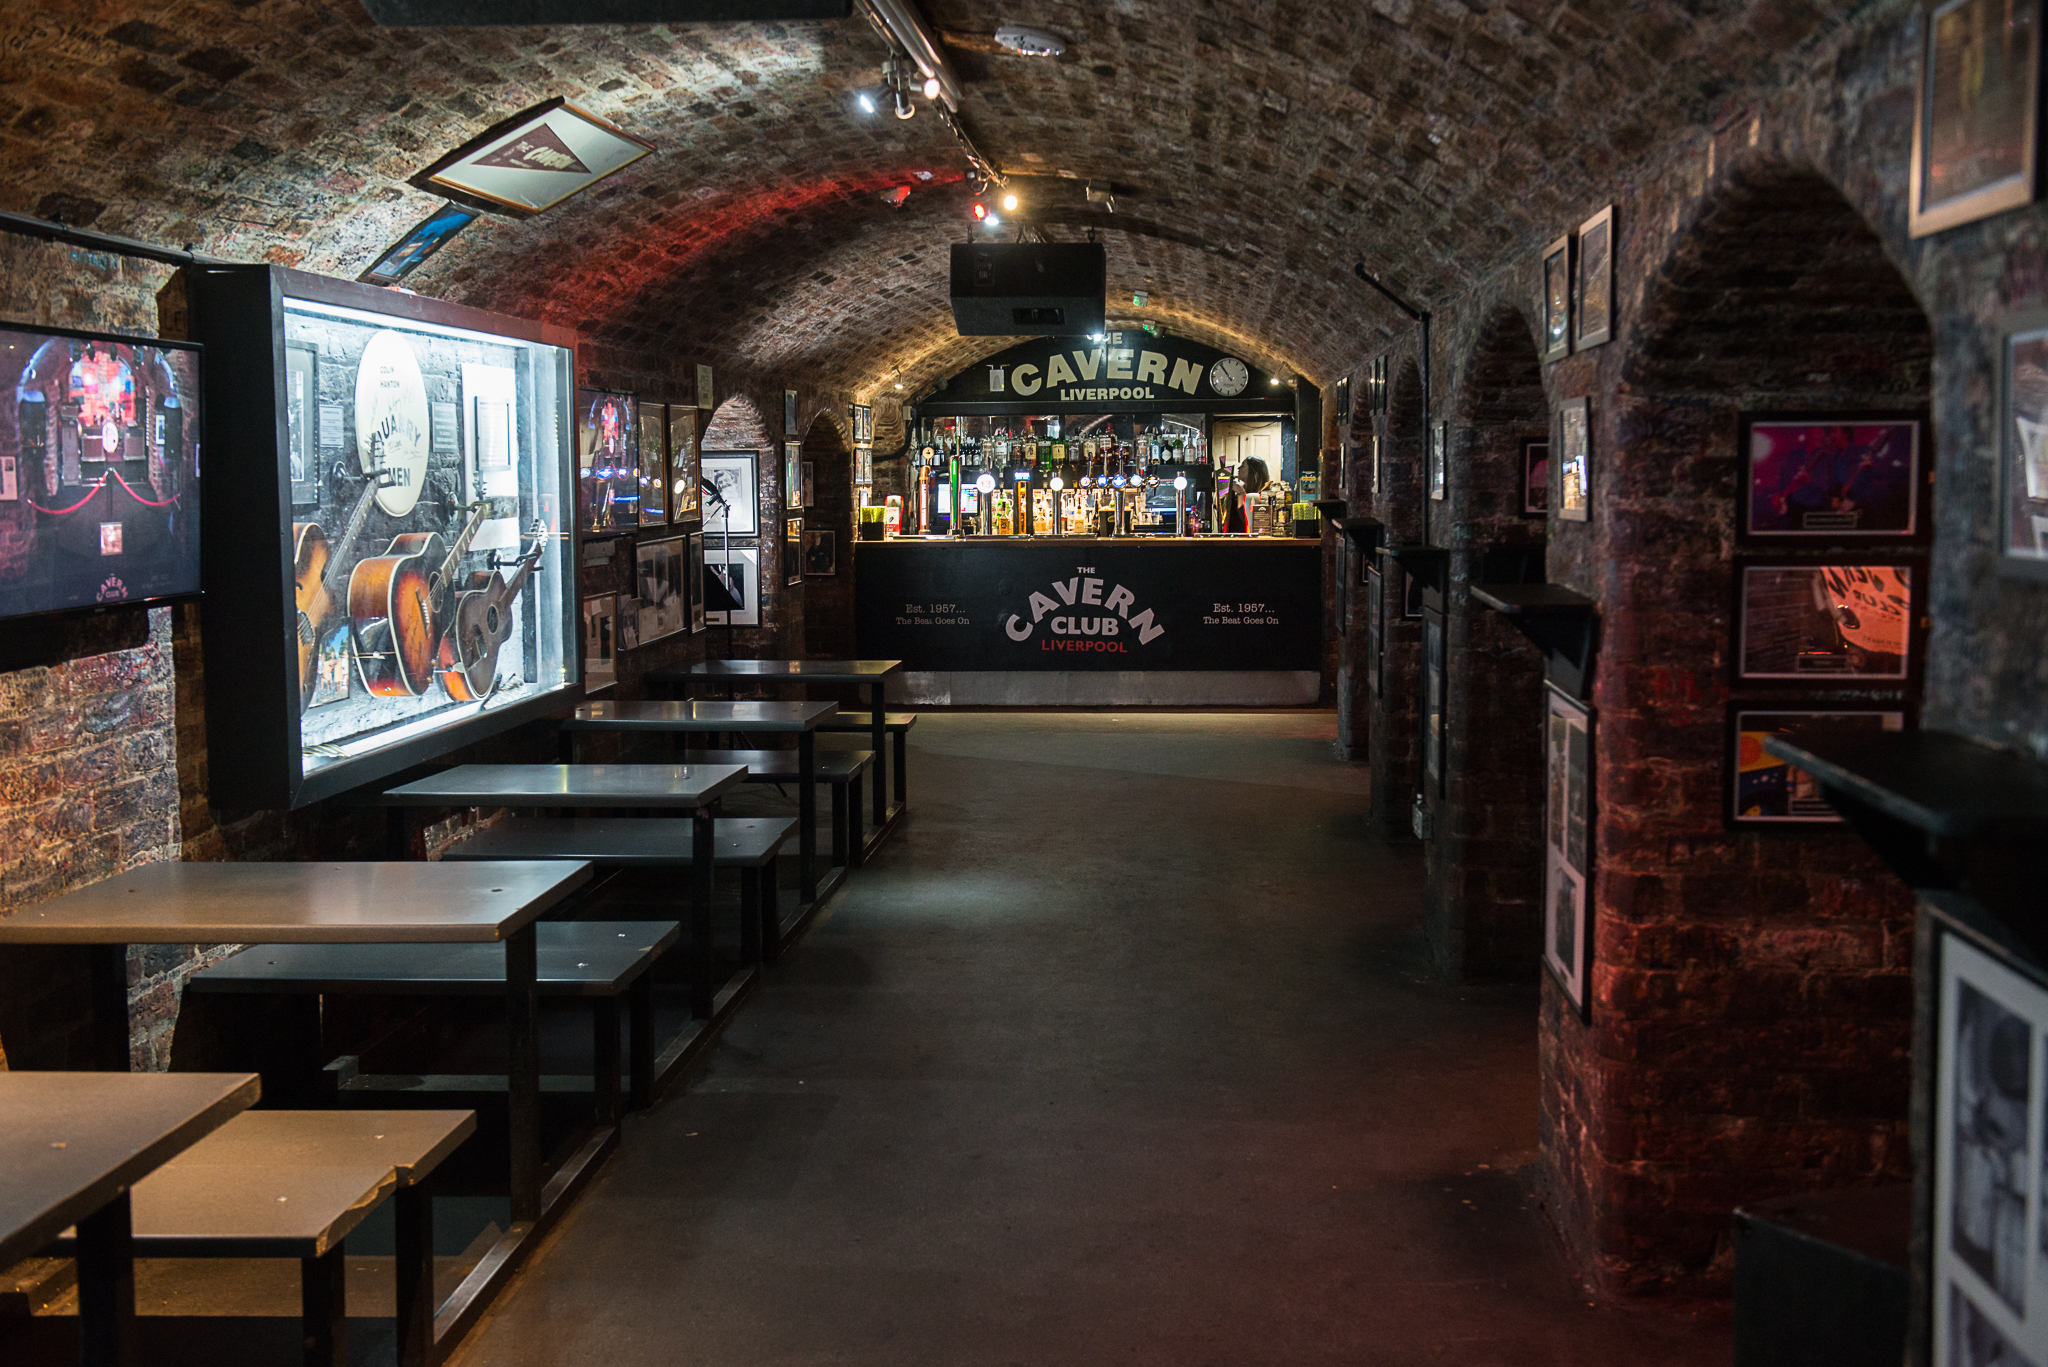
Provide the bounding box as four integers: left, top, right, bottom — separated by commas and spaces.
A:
1, 1, 1869, 400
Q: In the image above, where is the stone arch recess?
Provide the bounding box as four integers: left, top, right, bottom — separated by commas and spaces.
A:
701, 393, 794, 658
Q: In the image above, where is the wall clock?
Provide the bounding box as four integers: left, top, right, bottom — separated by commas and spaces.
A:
1209, 357, 1249, 397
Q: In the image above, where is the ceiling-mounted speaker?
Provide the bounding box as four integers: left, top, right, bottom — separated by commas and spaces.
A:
949, 243, 1105, 337
359, 0, 849, 23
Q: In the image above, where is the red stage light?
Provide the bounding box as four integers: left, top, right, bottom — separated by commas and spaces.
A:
970, 200, 988, 221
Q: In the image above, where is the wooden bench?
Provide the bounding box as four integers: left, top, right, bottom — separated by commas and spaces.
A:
816, 712, 915, 808
187, 922, 679, 1122
663, 747, 873, 869
63, 1108, 474, 1367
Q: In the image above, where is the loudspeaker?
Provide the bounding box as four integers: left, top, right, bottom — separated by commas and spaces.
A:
949, 243, 1105, 336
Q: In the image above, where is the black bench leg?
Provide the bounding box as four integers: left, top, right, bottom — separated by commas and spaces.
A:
894, 728, 908, 807
741, 864, 762, 966
831, 778, 848, 870
394, 1183, 434, 1367
760, 858, 782, 963
301, 1244, 347, 1367
593, 997, 622, 1126
76, 1190, 136, 1367
691, 805, 715, 1018
505, 923, 541, 1222
849, 780, 867, 870
629, 974, 654, 1110
799, 730, 818, 905
869, 685, 887, 829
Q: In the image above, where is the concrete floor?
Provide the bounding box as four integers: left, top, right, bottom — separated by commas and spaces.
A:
449, 711, 1731, 1366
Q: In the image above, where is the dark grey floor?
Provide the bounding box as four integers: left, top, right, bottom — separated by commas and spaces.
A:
448, 712, 1730, 1365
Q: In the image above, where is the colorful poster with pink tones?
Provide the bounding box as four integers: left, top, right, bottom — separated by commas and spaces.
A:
1743, 418, 1920, 540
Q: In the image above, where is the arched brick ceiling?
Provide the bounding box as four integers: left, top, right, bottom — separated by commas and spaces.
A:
1, 0, 1859, 399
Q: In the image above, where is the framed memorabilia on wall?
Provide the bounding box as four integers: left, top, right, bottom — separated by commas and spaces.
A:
784, 389, 798, 435
358, 201, 477, 286
581, 593, 616, 694
700, 451, 758, 536
1999, 314, 2048, 575
416, 98, 653, 217
1572, 205, 1614, 350
784, 441, 803, 510
1428, 423, 1447, 501
617, 596, 641, 651
784, 518, 803, 586
803, 528, 837, 577
854, 446, 874, 486
1740, 415, 1923, 543
1541, 234, 1572, 362
696, 364, 714, 411
1735, 559, 1920, 686
1521, 439, 1549, 516
688, 531, 706, 633
633, 536, 688, 645
704, 545, 760, 626
1727, 704, 1908, 826
1423, 611, 1446, 792
1557, 397, 1591, 522
1910, 0, 2042, 237
286, 340, 320, 506
638, 401, 667, 526
576, 388, 637, 536
667, 405, 699, 521
1543, 685, 1593, 1015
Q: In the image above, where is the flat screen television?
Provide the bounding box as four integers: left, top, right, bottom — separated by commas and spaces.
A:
0, 324, 202, 621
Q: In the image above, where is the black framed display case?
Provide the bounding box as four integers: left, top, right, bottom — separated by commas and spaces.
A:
179, 264, 581, 809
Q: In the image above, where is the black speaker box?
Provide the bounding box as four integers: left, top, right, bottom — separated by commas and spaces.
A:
949, 243, 1106, 336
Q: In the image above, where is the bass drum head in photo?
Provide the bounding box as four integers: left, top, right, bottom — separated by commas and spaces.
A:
354, 330, 430, 518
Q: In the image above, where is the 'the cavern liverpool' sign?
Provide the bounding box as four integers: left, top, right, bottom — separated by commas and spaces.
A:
855, 541, 1321, 671
918, 332, 1290, 416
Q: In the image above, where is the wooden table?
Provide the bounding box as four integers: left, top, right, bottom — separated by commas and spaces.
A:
0, 861, 588, 1225
560, 703, 836, 904
381, 763, 747, 1017
659, 660, 903, 832
0, 1070, 259, 1367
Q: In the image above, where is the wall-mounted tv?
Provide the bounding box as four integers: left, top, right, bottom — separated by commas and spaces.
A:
0, 324, 202, 621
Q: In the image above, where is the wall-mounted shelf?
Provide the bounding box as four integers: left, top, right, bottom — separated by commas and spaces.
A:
1470, 582, 1597, 699
1332, 516, 1384, 556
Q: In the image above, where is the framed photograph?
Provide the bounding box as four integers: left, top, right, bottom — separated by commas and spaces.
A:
617, 598, 641, 652
696, 364, 714, 411
1365, 563, 1383, 696
1911, 0, 2042, 237
633, 536, 688, 645
1543, 685, 1593, 1015
637, 401, 668, 526
1929, 915, 2048, 1366
358, 201, 478, 285
580, 593, 616, 694
802, 460, 815, 509
285, 340, 319, 506
1572, 205, 1614, 350
1736, 559, 1919, 685
1521, 438, 1550, 516
667, 405, 699, 520
1423, 612, 1446, 792
1541, 234, 1572, 362
1557, 397, 1590, 522
1999, 314, 2048, 574
803, 528, 837, 577
784, 389, 799, 435
704, 545, 760, 627
784, 441, 803, 510
575, 388, 637, 537
687, 531, 706, 633
700, 451, 758, 536
1741, 415, 1923, 542
784, 518, 803, 586
851, 404, 873, 443
1728, 705, 1908, 826
414, 98, 652, 217
1428, 422, 1447, 501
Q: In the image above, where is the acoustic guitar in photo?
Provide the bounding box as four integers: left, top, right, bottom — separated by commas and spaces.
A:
348, 500, 490, 699
440, 520, 546, 703
290, 470, 388, 715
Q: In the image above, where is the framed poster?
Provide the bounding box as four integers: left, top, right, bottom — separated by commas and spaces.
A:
1741, 415, 1923, 542
1365, 563, 1383, 696
803, 528, 837, 577
1573, 205, 1614, 350
576, 388, 637, 536
668, 405, 699, 521
688, 531, 706, 633
1428, 422, 1447, 501
2000, 315, 2048, 575
697, 364, 714, 411
638, 401, 668, 526
1728, 704, 1907, 826
633, 535, 688, 645
415, 98, 652, 217
784, 389, 799, 435
1521, 438, 1549, 516
704, 545, 760, 626
358, 201, 478, 285
1541, 234, 1572, 362
1423, 612, 1446, 792
580, 593, 616, 694
1543, 685, 1593, 1015
1735, 559, 1919, 685
700, 451, 758, 536
1911, 0, 2042, 237
1557, 397, 1590, 522
1929, 917, 2048, 1366
784, 518, 803, 586
784, 441, 803, 509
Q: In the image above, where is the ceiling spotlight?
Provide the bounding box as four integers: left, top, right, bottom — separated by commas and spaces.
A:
856, 91, 876, 115
922, 75, 941, 99
994, 23, 1065, 57
1001, 191, 1019, 212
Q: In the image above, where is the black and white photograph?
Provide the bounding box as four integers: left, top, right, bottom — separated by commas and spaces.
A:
1573, 205, 1614, 350
1543, 686, 1593, 1014
1912, 0, 2042, 237
633, 536, 687, 645
704, 545, 761, 627
581, 593, 615, 693
1736, 561, 1917, 684
803, 528, 837, 577
700, 451, 759, 536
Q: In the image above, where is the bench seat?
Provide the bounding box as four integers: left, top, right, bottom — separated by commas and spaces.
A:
816, 714, 914, 809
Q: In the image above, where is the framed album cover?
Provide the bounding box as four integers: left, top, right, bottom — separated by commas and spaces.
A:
633, 535, 688, 646
1572, 205, 1614, 350
785, 441, 803, 510
784, 518, 802, 586
1910, 0, 2042, 237
1428, 423, 1447, 501
358, 201, 477, 285
1521, 438, 1549, 516
415, 98, 653, 217
1741, 415, 1923, 543
637, 401, 668, 526
1543, 685, 1593, 1015
1541, 234, 1572, 362
1999, 313, 2048, 575
1735, 559, 1919, 686
700, 451, 758, 537
667, 404, 699, 521
1557, 398, 1590, 522
802, 528, 836, 577
580, 593, 616, 694
704, 545, 760, 627
1728, 704, 1908, 826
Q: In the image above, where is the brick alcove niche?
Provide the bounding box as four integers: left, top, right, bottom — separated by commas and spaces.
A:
1538, 163, 1931, 1295
1365, 356, 1426, 843
702, 393, 799, 664
1422, 305, 1549, 981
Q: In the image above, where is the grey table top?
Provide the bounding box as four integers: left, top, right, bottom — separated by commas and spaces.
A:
381, 762, 748, 809
0, 1071, 260, 1267
561, 701, 838, 733
0, 861, 592, 945
663, 659, 902, 683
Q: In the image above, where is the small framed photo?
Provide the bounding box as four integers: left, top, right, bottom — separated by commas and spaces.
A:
1572, 205, 1614, 350
704, 545, 760, 627
1557, 397, 1590, 522
785, 518, 803, 587
697, 364, 714, 411
784, 389, 799, 435
1741, 415, 1923, 542
1911, 0, 2043, 237
1428, 422, 1447, 501
358, 201, 477, 285
580, 593, 616, 694
1521, 439, 1550, 516
1728, 704, 1907, 826
668, 406, 699, 520
633, 536, 688, 646
414, 98, 652, 217
803, 528, 837, 577
575, 388, 637, 537
1541, 234, 1572, 362
1735, 559, 1920, 686
784, 441, 803, 510
699, 451, 758, 536
1999, 313, 2048, 575
1422, 611, 1446, 792
1543, 685, 1593, 1015
637, 402, 668, 526
687, 532, 706, 633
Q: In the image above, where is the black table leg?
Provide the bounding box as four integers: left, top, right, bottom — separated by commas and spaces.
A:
894, 724, 908, 807
76, 1190, 136, 1367
87, 943, 130, 1072
799, 730, 818, 904
760, 859, 781, 961
592, 998, 622, 1125
628, 974, 654, 1109
300, 1244, 347, 1367
740, 867, 762, 965
831, 778, 848, 868
691, 803, 714, 1018
393, 1183, 434, 1367
869, 682, 887, 828
504, 923, 540, 1222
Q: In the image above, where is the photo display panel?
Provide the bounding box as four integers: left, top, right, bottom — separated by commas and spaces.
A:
281, 295, 572, 786
0, 327, 202, 620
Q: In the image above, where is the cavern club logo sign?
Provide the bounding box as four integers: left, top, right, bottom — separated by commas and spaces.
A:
918, 332, 1290, 416
1002, 571, 1167, 656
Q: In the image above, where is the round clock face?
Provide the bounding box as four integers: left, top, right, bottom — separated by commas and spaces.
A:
1209, 357, 1250, 397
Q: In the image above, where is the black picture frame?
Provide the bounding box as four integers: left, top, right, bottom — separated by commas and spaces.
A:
1726, 702, 1911, 827
1572, 205, 1614, 350
1521, 438, 1550, 516
700, 451, 758, 537
357, 201, 479, 285
1911, 0, 2043, 238
1428, 422, 1448, 502
576, 387, 638, 538
1543, 683, 1593, 1016
638, 400, 668, 527
1733, 557, 1923, 689
632, 535, 688, 645
802, 528, 836, 577
580, 592, 616, 695
1739, 413, 1926, 545
1998, 312, 2048, 578
1541, 234, 1572, 362
285, 340, 320, 507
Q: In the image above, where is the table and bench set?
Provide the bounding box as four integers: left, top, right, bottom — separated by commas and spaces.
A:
0, 659, 911, 1367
